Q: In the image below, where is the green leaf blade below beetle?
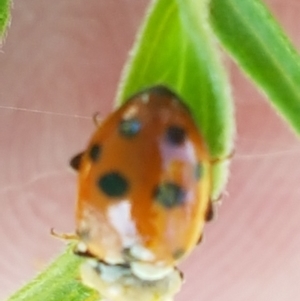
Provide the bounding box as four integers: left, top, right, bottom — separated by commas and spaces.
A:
117, 0, 235, 199
7, 246, 99, 301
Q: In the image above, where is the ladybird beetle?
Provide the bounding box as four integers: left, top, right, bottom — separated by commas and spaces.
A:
70, 85, 214, 300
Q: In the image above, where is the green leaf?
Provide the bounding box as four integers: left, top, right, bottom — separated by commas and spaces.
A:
117, 0, 234, 198
0, 0, 10, 40
210, 0, 300, 135
7, 246, 100, 301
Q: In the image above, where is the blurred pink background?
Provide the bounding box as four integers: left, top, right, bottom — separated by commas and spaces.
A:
1, 0, 300, 300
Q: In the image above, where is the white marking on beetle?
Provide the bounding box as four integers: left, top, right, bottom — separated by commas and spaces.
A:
130, 262, 173, 281
103, 253, 125, 265
99, 263, 130, 282
129, 244, 155, 261
107, 201, 138, 248
76, 242, 88, 253
81, 207, 124, 264
80, 260, 183, 301
87, 259, 98, 268
122, 105, 138, 120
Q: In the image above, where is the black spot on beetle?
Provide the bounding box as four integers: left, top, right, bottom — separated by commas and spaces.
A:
205, 202, 215, 222
70, 152, 84, 171
154, 182, 186, 208
165, 125, 186, 145
98, 172, 129, 197
89, 144, 101, 162
119, 118, 141, 137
